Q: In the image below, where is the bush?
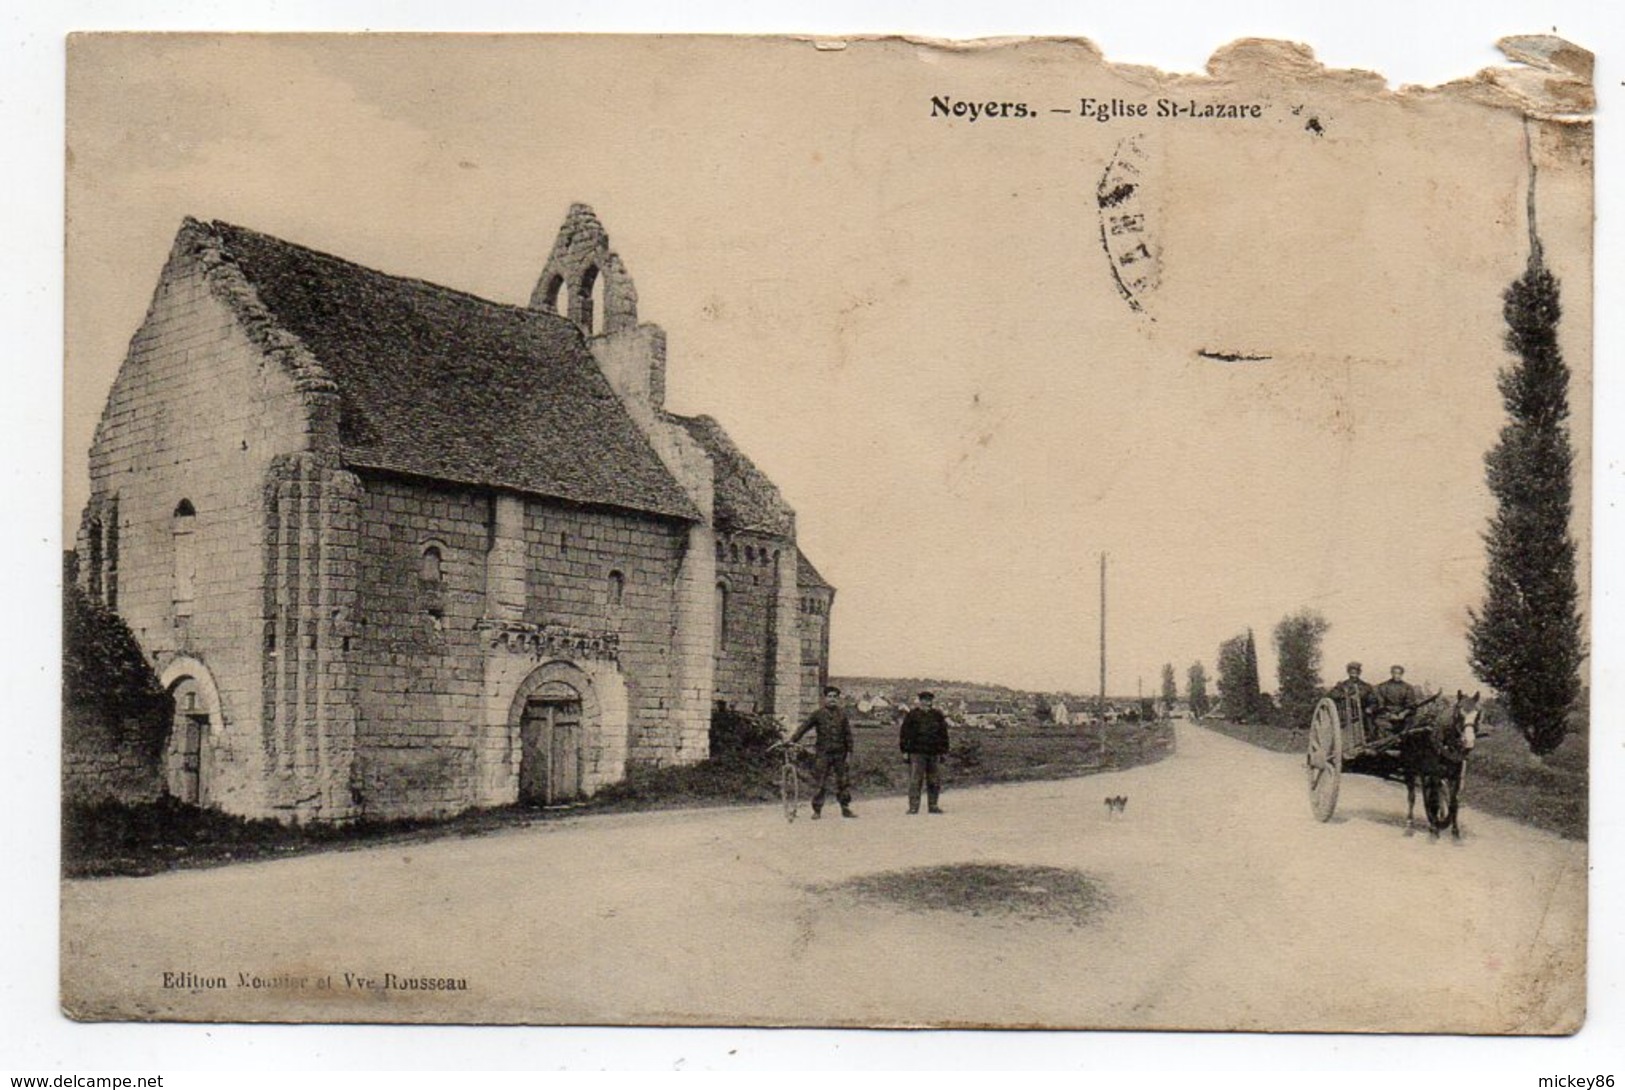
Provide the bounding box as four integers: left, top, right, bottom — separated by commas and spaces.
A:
708, 705, 781, 758
63, 580, 170, 763
950, 737, 984, 771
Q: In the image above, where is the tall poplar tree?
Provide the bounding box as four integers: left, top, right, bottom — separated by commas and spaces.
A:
1217, 632, 1262, 722
1274, 609, 1331, 729
1467, 204, 1584, 756
1187, 661, 1210, 718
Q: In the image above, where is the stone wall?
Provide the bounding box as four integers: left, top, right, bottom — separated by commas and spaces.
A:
520, 500, 689, 763
798, 586, 834, 723
348, 475, 692, 818
62, 705, 165, 806
260, 455, 362, 822
77, 228, 334, 819
713, 532, 787, 717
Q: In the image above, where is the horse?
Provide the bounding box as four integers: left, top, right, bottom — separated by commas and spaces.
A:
1398, 691, 1482, 840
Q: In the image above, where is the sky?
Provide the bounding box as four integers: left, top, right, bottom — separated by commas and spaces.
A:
61, 32, 1592, 704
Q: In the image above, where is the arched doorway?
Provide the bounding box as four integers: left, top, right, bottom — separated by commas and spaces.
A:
158, 659, 222, 807
167, 679, 210, 804
519, 680, 585, 806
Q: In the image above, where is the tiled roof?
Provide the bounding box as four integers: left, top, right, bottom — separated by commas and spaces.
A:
664, 413, 795, 536
796, 548, 832, 592
192, 219, 700, 522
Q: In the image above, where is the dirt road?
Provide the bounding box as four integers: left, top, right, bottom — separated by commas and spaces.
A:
60, 723, 1586, 1031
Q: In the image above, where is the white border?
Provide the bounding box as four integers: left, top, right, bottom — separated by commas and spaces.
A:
7, 0, 1622, 1076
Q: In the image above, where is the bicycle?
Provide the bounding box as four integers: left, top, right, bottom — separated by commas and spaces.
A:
764, 737, 813, 822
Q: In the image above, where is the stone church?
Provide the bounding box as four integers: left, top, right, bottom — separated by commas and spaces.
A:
72, 204, 834, 823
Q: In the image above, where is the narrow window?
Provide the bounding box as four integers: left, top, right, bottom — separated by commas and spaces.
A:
420, 544, 445, 620
715, 582, 729, 651
86, 518, 103, 602
578, 265, 600, 335
172, 500, 196, 618
543, 274, 565, 316
607, 569, 626, 606
104, 499, 120, 610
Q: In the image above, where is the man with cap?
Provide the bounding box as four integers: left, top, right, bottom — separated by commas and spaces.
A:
899, 691, 951, 814
1374, 664, 1422, 738
1327, 662, 1379, 740
790, 685, 857, 819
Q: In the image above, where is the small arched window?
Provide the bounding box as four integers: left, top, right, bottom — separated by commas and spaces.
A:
607, 569, 625, 607
172, 500, 196, 618
419, 543, 445, 620
543, 274, 565, 316
578, 265, 601, 335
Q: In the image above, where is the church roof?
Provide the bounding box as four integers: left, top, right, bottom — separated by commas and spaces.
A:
796, 548, 833, 592
664, 413, 795, 536
189, 219, 700, 522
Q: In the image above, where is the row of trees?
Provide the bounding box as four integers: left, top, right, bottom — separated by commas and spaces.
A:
1189, 232, 1585, 753
1149, 660, 1212, 719
1190, 610, 1325, 727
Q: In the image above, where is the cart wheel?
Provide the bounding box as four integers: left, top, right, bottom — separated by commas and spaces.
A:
1306, 697, 1343, 822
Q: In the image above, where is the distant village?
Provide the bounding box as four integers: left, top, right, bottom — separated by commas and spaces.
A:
831, 677, 1197, 731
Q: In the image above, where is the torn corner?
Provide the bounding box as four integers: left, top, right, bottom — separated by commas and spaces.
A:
1497, 35, 1594, 82
1435, 35, 1596, 120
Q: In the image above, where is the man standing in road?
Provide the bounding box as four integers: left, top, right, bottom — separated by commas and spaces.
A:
1374, 664, 1421, 737
790, 685, 857, 819
899, 691, 951, 815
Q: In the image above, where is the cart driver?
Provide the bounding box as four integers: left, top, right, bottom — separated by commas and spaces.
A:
1327, 661, 1379, 730
1373, 664, 1421, 737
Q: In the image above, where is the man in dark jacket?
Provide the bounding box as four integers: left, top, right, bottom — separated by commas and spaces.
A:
1328, 661, 1379, 742
899, 691, 951, 814
1373, 664, 1422, 737
790, 685, 856, 819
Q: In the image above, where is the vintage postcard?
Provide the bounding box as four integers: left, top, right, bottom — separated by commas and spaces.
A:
60, 33, 1592, 1032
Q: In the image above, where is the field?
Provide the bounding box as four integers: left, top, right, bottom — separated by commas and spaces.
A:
1192, 713, 1588, 840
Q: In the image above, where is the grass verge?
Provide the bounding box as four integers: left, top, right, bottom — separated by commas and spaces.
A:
65, 720, 1175, 879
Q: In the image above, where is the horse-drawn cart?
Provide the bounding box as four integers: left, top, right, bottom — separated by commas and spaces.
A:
1305, 691, 1442, 822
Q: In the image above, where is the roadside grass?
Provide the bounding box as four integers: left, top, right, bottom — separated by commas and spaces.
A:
64, 719, 1175, 879
62, 795, 549, 879
596, 718, 1176, 811
1193, 713, 1588, 841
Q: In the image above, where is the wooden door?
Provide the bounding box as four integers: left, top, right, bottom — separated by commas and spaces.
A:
519, 693, 585, 806
519, 701, 549, 806
548, 700, 583, 802
179, 713, 207, 804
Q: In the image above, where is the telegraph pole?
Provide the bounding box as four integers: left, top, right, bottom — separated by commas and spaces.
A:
1098, 552, 1107, 721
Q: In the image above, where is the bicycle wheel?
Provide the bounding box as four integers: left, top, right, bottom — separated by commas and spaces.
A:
781, 762, 799, 822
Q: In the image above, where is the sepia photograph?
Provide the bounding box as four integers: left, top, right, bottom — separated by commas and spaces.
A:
13, 5, 1621, 1072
